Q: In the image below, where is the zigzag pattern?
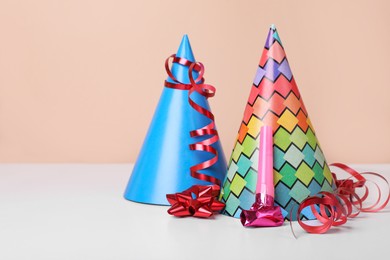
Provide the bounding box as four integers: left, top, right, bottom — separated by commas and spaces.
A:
221, 26, 334, 220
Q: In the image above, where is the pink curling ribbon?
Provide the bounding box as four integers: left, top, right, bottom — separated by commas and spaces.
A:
164, 54, 221, 187
240, 126, 284, 227
292, 163, 390, 235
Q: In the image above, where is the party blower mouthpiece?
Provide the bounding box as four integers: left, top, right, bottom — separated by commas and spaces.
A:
240, 126, 284, 227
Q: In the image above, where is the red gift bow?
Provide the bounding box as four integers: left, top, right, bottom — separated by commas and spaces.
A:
167, 185, 225, 218
332, 162, 366, 196
292, 163, 390, 236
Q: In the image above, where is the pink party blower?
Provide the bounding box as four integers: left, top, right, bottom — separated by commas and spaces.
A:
240, 126, 284, 227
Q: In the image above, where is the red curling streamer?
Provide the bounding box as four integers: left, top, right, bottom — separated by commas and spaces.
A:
164, 54, 221, 186
291, 163, 390, 236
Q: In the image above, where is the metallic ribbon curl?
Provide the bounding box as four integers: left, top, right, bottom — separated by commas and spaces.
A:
164, 54, 221, 186
292, 163, 390, 236
166, 185, 225, 218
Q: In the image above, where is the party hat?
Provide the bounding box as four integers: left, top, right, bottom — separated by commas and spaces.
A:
221, 25, 334, 220
124, 35, 227, 205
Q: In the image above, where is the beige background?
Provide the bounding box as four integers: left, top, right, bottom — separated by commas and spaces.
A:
0, 0, 389, 163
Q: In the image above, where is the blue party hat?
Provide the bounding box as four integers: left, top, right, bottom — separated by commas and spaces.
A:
124, 35, 227, 205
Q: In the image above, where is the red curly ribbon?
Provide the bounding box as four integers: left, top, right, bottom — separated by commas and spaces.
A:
292, 163, 389, 236
166, 185, 225, 218
164, 54, 221, 186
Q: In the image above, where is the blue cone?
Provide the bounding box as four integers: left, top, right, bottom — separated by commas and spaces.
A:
124, 35, 227, 205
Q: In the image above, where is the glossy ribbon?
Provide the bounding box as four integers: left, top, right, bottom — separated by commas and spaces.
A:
292, 163, 390, 236
164, 55, 221, 186
166, 185, 225, 218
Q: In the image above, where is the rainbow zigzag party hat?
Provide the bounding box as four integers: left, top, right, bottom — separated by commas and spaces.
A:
221, 25, 334, 220
124, 35, 227, 205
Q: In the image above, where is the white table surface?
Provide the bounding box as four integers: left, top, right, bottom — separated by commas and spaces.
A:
0, 164, 389, 260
